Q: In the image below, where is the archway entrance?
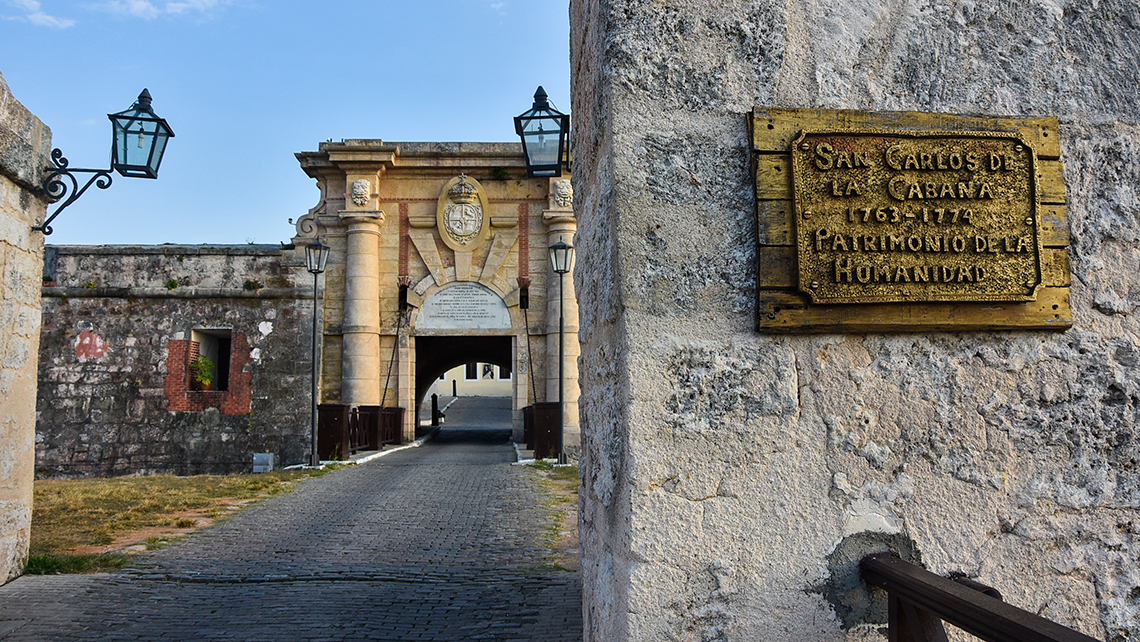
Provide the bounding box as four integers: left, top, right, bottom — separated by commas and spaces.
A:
414, 335, 515, 441
414, 335, 511, 410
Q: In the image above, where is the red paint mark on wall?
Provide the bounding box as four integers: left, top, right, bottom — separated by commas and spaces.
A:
75, 331, 108, 360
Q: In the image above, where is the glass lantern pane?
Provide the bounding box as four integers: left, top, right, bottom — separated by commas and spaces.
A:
548, 241, 574, 273
111, 116, 171, 178
148, 134, 169, 174
306, 241, 330, 273
523, 122, 560, 167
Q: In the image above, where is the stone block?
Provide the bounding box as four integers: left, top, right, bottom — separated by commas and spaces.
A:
571, 0, 1139, 640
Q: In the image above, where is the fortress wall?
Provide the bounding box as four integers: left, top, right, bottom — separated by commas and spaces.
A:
570, 1, 1140, 640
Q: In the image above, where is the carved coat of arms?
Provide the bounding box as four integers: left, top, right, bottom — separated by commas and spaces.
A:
443, 175, 482, 246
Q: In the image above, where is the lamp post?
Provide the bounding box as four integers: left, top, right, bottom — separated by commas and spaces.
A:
306, 239, 330, 467
548, 237, 574, 464
36, 89, 174, 235
514, 86, 570, 178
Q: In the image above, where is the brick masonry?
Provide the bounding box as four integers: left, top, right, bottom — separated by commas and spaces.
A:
164, 335, 252, 414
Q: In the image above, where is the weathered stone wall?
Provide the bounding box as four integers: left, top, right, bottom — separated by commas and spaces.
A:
0, 73, 50, 584
37, 245, 315, 477
571, 1, 1139, 641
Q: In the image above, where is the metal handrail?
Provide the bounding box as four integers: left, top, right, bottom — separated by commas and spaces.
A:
860, 553, 1100, 642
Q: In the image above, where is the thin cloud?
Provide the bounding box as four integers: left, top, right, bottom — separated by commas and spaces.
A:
490, 2, 506, 13
7, 0, 76, 28
95, 0, 227, 19
165, 0, 224, 14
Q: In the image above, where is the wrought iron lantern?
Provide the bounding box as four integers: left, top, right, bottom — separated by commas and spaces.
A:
35, 89, 174, 235
306, 238, 331, 274
548, 237, 574, 275
109, 89, 175, 179
514, 86, 569, 178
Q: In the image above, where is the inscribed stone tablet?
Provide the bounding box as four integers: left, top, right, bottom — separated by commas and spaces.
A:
417, 282, 511, 330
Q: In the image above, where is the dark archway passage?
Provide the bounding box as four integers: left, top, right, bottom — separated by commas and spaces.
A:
414, 335, 512, 414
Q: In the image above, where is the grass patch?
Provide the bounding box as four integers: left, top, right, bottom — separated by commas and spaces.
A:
526, 463, 579, 571
24, 553, 130, 575
144, 536, 177, 551
30, 467, 343, 569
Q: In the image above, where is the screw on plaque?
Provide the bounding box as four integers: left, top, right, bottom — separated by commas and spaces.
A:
1025, 217, 1033, 225
804, 210, 813, 219
801, 143, 810, 151
811, 281, 819, 289
1016, 145, 1024, 152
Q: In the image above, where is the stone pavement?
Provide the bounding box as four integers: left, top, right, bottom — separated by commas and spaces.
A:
0, 397, 582, 641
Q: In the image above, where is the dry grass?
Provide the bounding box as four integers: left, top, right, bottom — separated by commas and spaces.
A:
27, 467, 341, 574
527, 462, 580, 572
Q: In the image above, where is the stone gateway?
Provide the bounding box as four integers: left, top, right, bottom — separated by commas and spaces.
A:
294, 141, 580, 448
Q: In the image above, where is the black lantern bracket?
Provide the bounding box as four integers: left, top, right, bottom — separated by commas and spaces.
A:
35, 150, 114, 235
34, 89, 174, 235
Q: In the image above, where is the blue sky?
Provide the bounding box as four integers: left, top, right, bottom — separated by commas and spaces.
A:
1, 1, 571, 245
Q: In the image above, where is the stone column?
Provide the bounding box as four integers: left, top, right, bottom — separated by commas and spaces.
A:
543, 178, 580, 457
396, 330, 416, 442
338, 205, 384, 407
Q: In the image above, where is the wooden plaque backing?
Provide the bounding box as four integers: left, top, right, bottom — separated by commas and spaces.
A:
750, 107, 1072, 334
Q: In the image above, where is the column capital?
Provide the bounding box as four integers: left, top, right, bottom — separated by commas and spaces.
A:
542, 209, 576, 234
338, 209, 385, 230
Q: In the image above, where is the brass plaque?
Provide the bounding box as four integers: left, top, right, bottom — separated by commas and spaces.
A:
792, 130, 1042, 304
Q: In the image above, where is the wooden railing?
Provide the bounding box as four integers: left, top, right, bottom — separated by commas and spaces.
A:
317, 404, 403, 460
860, 552, 1100, 642
520, 402, 559, 459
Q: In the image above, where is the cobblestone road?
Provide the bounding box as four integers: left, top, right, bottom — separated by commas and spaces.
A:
0, 397, 582, 641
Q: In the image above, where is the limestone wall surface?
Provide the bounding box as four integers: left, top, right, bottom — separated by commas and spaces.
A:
37, 245, 315, 477
0, 72, 50, 584
570, 1, 1139, 640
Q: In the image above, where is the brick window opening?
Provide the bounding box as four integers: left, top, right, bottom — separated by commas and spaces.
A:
165, 332, 250, 415
191, 329, 232, 391
465, 362, 478, 381
498, 362, 511, 380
